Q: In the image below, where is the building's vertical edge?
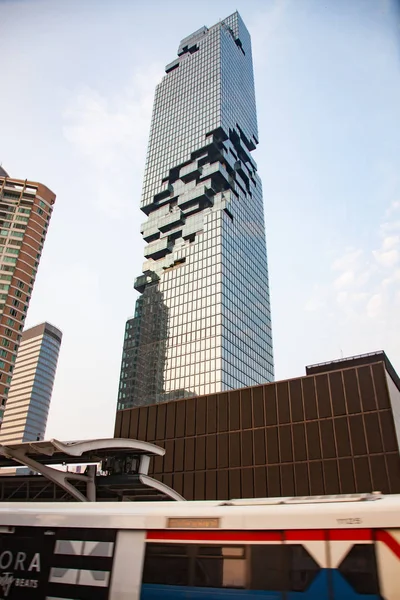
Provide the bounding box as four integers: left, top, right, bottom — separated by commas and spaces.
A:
0, 176, 56, 424
385, 369, 400, 450
117, 12, 274, 410
0, 322, 62, 444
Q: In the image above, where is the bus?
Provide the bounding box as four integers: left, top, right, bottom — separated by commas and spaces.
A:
0, 492, 398, 599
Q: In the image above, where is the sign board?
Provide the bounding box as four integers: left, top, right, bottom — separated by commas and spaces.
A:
0, 533, 55, 599
0, 526, 116, 600
167, 518, 220, 529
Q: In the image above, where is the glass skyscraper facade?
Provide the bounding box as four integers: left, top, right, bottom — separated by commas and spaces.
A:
0, 322, 62, 444
0, 172, 56, 424
118, 12, 274, 410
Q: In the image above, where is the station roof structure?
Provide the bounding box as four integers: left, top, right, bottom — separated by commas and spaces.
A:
0, 438, 185, 502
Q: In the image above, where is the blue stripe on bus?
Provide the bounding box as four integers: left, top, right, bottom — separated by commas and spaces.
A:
141, 569, 381, 600
142, 587, 283, 599
288, 569, 329, 599
329, 570, 382, 600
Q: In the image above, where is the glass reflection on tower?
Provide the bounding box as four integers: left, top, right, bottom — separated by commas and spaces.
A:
118, 12, 274, 409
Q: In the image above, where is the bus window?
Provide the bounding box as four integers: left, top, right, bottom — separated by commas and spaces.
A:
338, 544, 380, 594
143, 543, 247, 590
250, 545, 288, 591
142, 543, 189, 586
222, 546, 246, 588
194, 545, 246, 589
194, 555, 222, 587
288, 545, 320, 592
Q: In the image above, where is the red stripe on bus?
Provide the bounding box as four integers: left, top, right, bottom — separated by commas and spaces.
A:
147, 528, 400, 556
286, 530, 325, 541
329, 529, 372, 541
146, 530, 282, 542
146, 529, 372, 543
376, 530, 400, 559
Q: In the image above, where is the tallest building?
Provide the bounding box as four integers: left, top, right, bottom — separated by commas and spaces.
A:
118, 12, 274, 410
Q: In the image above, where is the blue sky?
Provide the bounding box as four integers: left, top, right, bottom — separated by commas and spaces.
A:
0, 0, 399, 440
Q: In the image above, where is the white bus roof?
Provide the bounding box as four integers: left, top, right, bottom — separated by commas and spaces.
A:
0, 493, 398, 532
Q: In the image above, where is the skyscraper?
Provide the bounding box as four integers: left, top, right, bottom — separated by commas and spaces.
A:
118, 12, 273, 410
0, 322, 62, 444
0, 172, 56, 425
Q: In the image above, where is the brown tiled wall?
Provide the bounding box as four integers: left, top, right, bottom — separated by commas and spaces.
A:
115, 361, 400, 500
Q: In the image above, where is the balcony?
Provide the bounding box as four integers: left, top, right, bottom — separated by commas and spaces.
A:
180, 161, 201, 183
144, 237, 173, 261
177, 183, 215, 210
158, 209, 185, 233
134, 272, 160, 293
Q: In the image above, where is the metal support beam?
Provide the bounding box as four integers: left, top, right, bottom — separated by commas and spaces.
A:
86, 465, 97, 501
0, 446, 93, 502
0, 438, 184, 502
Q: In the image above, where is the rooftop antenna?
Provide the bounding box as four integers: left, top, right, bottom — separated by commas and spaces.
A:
340, 348, 344, 359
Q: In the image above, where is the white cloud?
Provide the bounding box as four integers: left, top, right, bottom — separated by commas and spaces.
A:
373, 248, 399, 268
337, 291, 368, 307
381, 220, 400, 234
366, 293, 382, 318
331, 249, 362, 272
304, 295, 324, 312
304, 198, 400, 367
62, 64, 163, 217
331, 249, 372, 291
382, 235, 399, 250
385, 200, 400, 216
333, 270, 354, 289
382, 269, 400, 287
373, 230, 400, 268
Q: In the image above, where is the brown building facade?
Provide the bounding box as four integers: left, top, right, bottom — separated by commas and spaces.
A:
115, 352, 400, 500
0, 173, 56, 425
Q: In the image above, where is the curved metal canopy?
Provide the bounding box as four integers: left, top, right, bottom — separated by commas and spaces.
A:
0, 438, 165, 467
0, 438, 184, 502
